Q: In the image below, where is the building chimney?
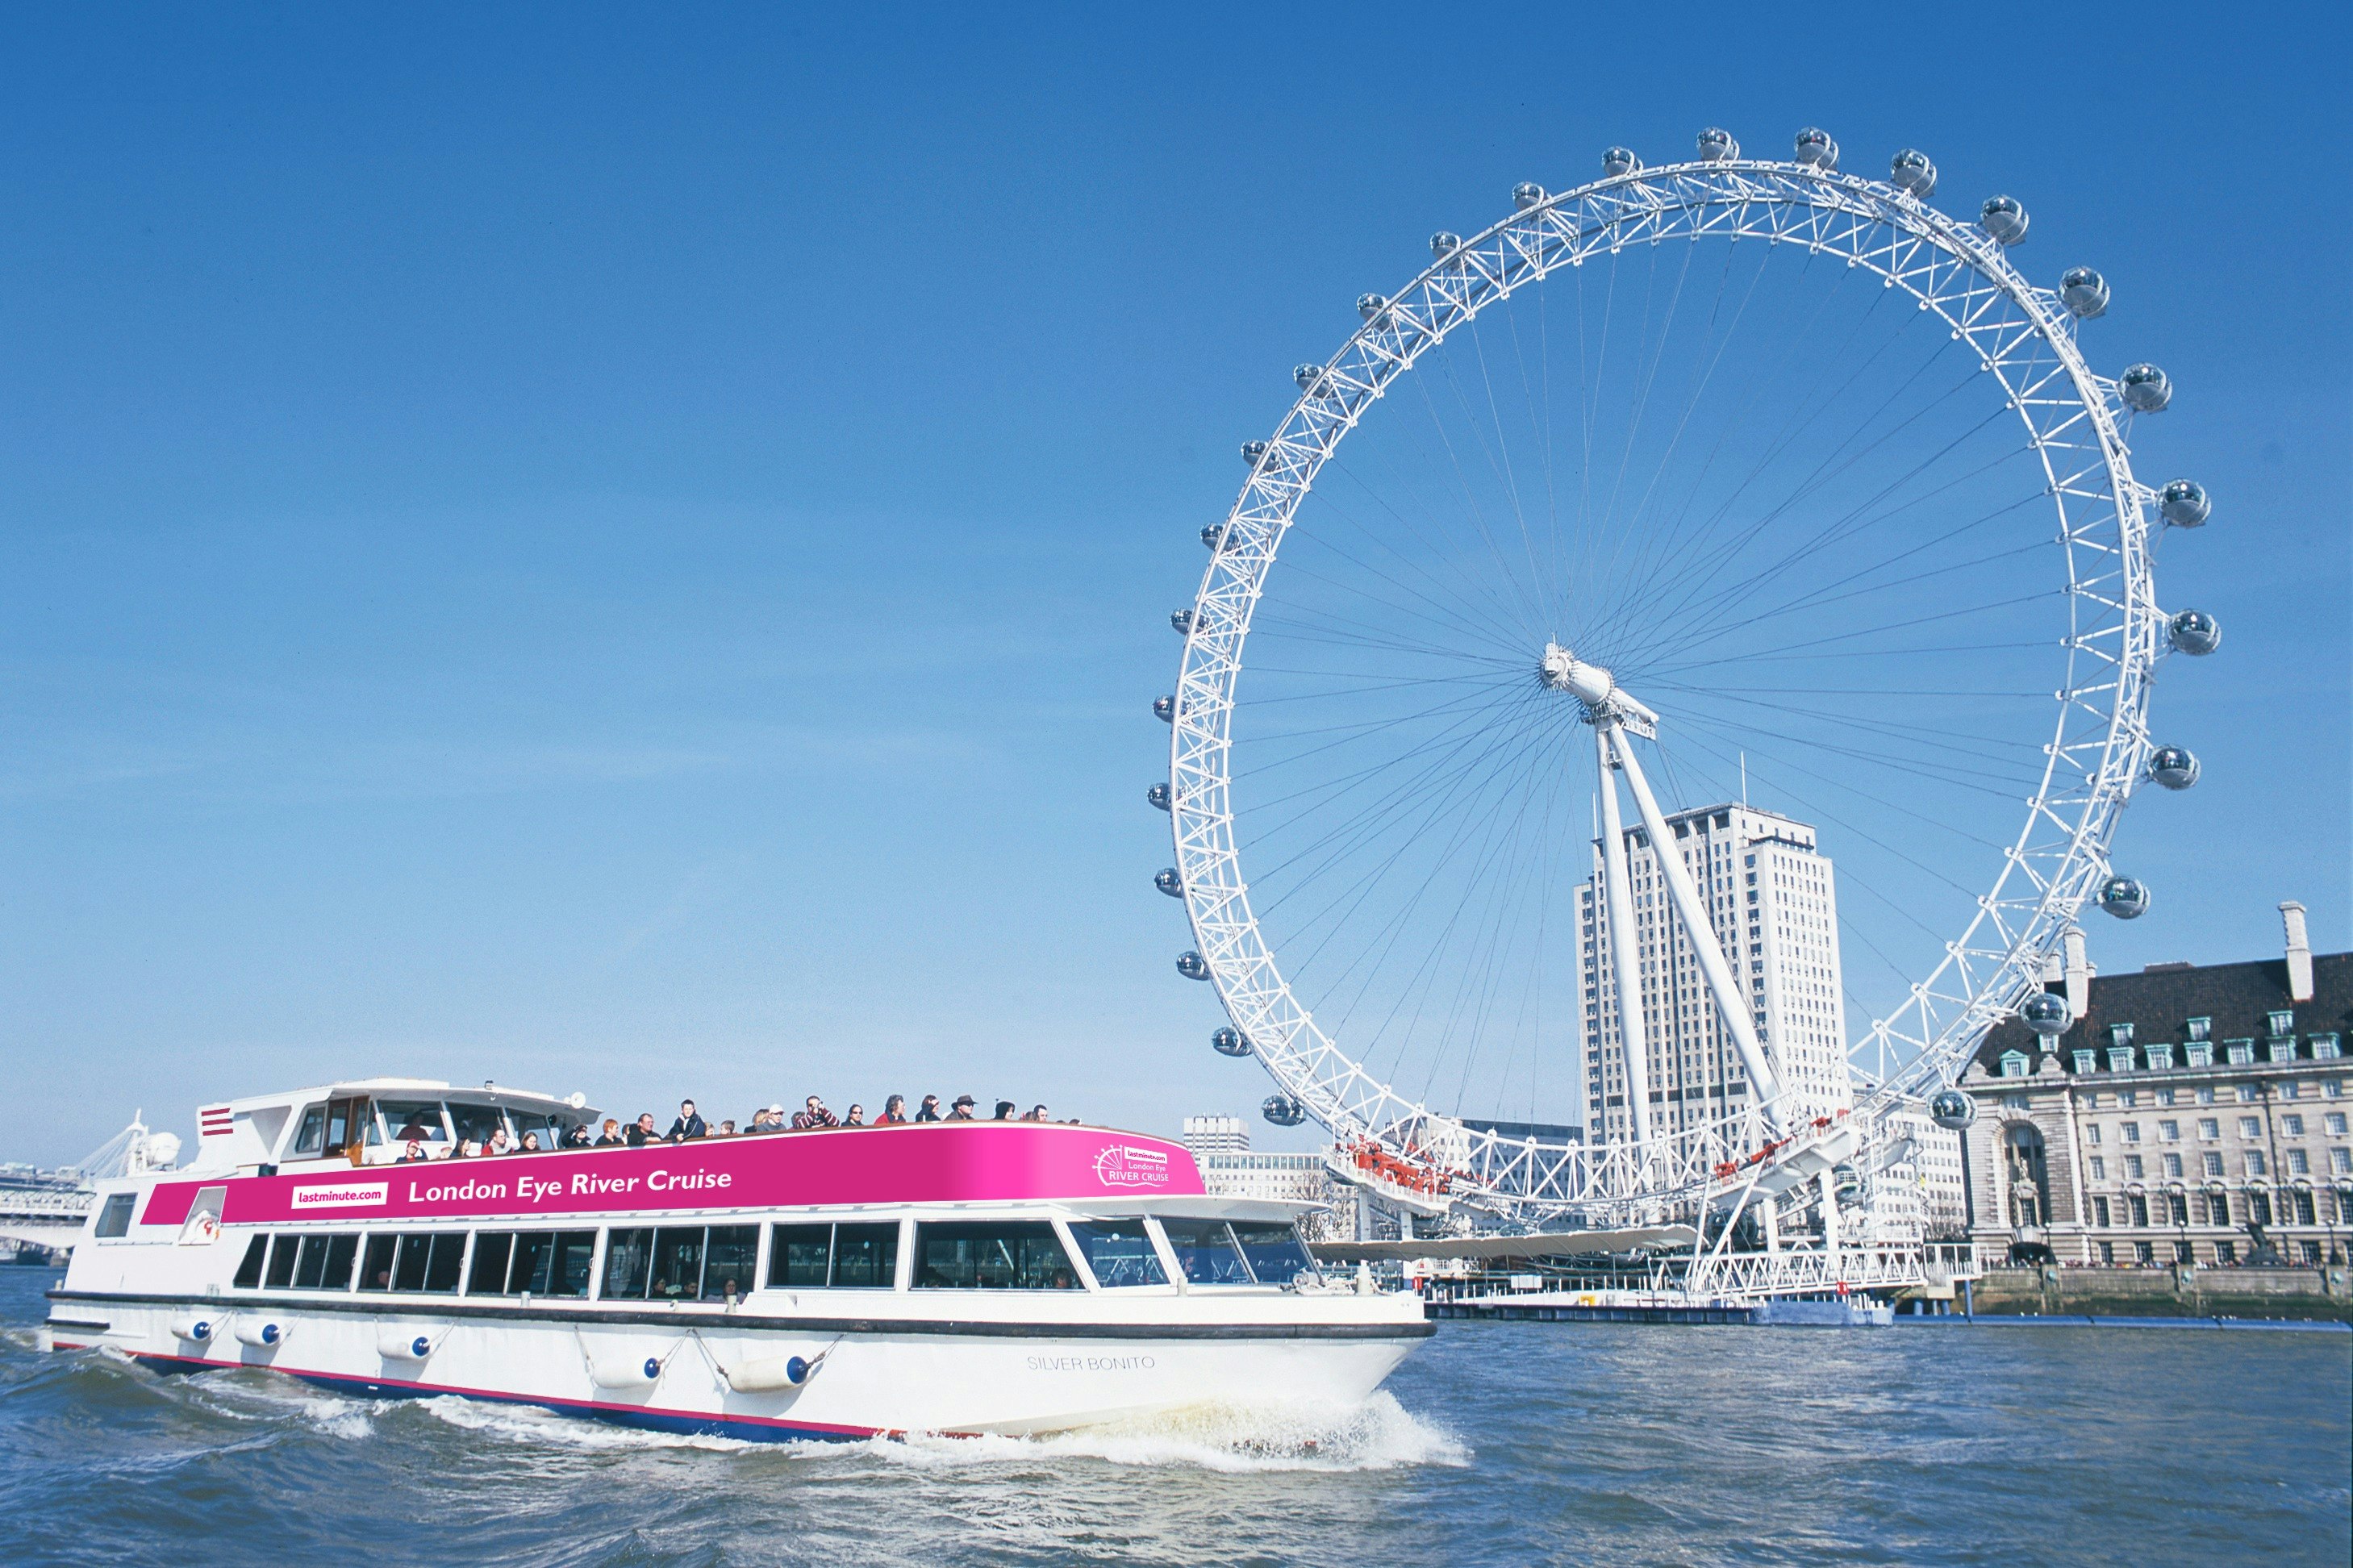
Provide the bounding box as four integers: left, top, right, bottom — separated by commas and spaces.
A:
2063, 926, 2092, 1019
2280, 900, 2313, 1003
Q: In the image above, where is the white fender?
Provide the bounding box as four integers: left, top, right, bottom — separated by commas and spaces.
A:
376, 1328, 440, 1362
233, 1319, 290, 1349
166, 1315, 215, 1344
587, 1353, 664, 1391
722, 1353, 816, 1393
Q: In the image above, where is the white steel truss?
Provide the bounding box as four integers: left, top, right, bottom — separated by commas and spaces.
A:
1166, 152, 2168, 1223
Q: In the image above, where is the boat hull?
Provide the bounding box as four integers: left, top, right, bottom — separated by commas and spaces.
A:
49, 1295, 1425, 1440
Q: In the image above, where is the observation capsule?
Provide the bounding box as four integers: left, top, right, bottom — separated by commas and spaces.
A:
1201, 523, 1229, 551
1176, 950, 1212, 981
1980, 195, 2029, 245
1697, 127, 1738, 161
2119, 364, 2172, 413
1145, 782, 1172, 811
1293, 362, 1323, 390
2167, 608, 2222, 656
2146, 746, 2201, 790
1793, 127, 1838, 168
1889, 148, 1937, 198
1170, 607, 1195, 636
2059, 266, 2109, 319
1831, 1163, 1862, 1205
1241, 439, 1270, 465
1930, 1089, 1977, 1131
1512, 181, 1547, 211
2097, 876, 2151, 920
2021, 990, 2071, 1036
1357, 293, 1387, 321
1601, 147, 1641, 177
1153, 694, 1176, 723
1212, 1026, 1253, 1057
2159, 478, 2210, 528
1429, 231, 1462, 257
1154, 867, 1184, 898
1262, 1095, 1307, 1127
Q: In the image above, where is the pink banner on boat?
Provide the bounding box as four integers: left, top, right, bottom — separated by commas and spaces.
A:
136, 1124, 1206, 1228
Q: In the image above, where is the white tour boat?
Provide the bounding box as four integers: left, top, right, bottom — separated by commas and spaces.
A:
43, 1078, 1429, 1440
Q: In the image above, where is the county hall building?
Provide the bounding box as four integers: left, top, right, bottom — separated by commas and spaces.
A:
1959, 902, 2350, 1268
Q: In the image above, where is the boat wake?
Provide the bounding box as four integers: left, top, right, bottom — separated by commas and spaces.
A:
872, 1391, 1468, 1474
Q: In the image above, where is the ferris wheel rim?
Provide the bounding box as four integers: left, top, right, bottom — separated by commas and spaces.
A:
1167, 150, 2163, 1219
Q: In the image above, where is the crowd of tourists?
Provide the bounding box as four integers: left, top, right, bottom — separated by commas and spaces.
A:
390, 1095, 1063, 1161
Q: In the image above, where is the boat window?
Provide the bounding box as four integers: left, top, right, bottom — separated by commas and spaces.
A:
232, 1234, 269, 1288
602, 1228, 654, 1299
503, 1230, 599, 1296
446, 1103, 509, 1149
1157, 1220, 1254, 1285
769, 1222, 899, 1288
1067, 1220, 1167, 1288
381, 1101, 448, 1145
322, 1097, 373, 1155
469, 1232, 515, 1295
94, 1194, 136, 1238
912, 1221, 1078, 1290
649, 1228, 706, 1299
389, 1233, 465, 1293
1233, 1224, 1317, 1286
265, 1234, 301, 1288
291, 1234, 358, 1290
357, 1234, 399, 1291
512, 1111, 572, 1149
832, 1223, 899, 1288
769, 1224, 832, 1287
292, 1105, 328, 1157
703, 1226, 757, 1299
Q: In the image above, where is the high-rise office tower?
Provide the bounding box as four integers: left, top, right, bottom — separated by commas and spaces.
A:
1576, 803, 1854, 1145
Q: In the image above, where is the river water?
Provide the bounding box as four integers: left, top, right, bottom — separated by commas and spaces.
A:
2, 1270, 2344, 1566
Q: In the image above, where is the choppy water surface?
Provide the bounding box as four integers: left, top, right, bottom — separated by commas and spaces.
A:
2, 1271, 2344, 1566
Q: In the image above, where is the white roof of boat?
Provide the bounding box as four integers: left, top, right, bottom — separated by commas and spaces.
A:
215, 1078, 587, 1112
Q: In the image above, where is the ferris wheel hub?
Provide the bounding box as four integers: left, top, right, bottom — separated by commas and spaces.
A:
1540, 643, 1658, 736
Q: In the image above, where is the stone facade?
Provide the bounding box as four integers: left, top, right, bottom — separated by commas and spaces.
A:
1961, 920, 2351, 1270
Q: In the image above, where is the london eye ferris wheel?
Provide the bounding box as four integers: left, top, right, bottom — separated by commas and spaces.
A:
1151, 127, 2217, 1223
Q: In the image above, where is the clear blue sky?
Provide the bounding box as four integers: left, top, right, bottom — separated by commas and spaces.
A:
3, 5, 2345, 1165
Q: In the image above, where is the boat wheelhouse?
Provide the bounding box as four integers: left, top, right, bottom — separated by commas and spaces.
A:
47, 1078, 1429, 1439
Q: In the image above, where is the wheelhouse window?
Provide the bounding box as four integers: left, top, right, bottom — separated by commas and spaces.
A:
232, 1233, 269, 1287
912, 1220, 1078, 1290
1066, 1220, 1168, 1288
357, 1232, 465, 1293
601, 1225, 756, 1300
292, 1104, 328, 1157
446, 1103, 509, 1149
1157, 1219, 1255, 1285
1232, 1224, 1317, 1286
94, 1193, 136, 1238
766, 1222, 899, 1289
380, 1101, 449, 1147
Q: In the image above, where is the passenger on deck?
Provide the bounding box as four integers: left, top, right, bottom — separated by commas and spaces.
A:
485, 1128, 513, 1157
843, 1104, 866, 1127
594, 1118, 625, 1147
749, 1106, 783, 1133
792, 1096, 839, 1130
627, 1113, 657, 1148
947, 1095, 977, 1122
878, 1095, 908, 1125
667, 1100, 708, 1142
519, 1131, 544, 1153
915, 1095, 942, 1123
1025, 1104, 1050, 1122
716, 1119, 736, 1136
992, 1100, 1017, 1121
563, 1122, 593, 1149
